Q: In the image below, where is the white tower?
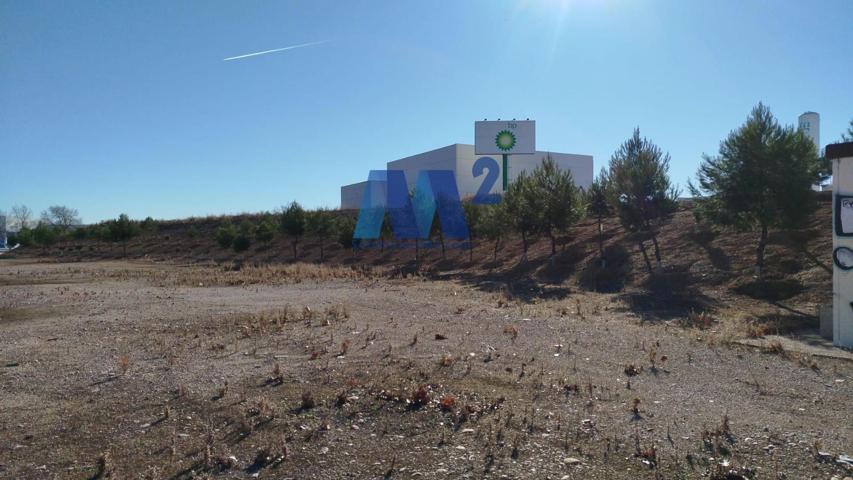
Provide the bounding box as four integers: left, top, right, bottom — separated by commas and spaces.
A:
798, 111, 820, 152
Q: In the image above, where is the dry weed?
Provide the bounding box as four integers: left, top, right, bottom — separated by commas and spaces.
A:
117, 355, 131, 375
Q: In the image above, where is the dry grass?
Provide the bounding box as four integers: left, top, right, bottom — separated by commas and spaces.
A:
762, 340, 785, 355
713, 313, 768, 344
682, 309, 714, 329
107, 262, 381, 287
117, 355, 131, 375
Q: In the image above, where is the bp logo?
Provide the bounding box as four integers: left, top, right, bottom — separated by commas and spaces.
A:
495, 130, 516, 151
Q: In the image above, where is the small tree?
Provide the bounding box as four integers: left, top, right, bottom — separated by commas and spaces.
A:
232, 220, 253, 252
587, 169, 612, 267
107, 214, 140, 257
504, 171, 542, 262
216, 222, 237, 249
15, 226, 35, 247
689, 103, 820, 275
606, 128, 679, 274
479, 203, 509, 262
379, 212, 392, 252
531, 156, 586, 257
40, 205, 80, 229
462, 201, 484, 262
280, 201, 306, 259
306, 208, 335, 261
335, 215, 356, 256
255, 217, 276, 243
32, 222, 59, 250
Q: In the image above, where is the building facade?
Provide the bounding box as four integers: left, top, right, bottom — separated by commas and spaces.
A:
341, 143, 593, 210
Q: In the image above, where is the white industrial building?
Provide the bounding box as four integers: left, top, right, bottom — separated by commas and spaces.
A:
341, 144, 593, 210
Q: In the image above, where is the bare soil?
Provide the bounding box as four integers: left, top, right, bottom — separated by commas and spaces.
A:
0, 259, 850, 479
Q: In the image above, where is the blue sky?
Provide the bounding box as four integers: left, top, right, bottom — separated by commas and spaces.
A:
2, 0, 851, 223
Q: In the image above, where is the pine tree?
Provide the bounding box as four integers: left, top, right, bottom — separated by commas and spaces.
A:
587, 169, 612, 267
462, 201, 484, 262
280, 201, 306, 259
503, 171, 542, 262
690, 103, 819, 275
531, 156, 586, 257
306, 208, 334, 262
478, 203, 509, 262
606, 128, 679, 274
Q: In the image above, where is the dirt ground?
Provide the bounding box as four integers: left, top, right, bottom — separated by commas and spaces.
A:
1, 259, 851, 479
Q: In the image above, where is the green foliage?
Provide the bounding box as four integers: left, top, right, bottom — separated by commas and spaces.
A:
139, 216, 158, 233
280, 201, 306, 258
187, 225, 199, 239
106, 214, 140, 243
73, 226, 90, 240
379, 212, 393, 250
232, 220, 253, 252
531, 156, 586, 255
306, 208, 335, 238
842, 119, 853, 142
255, 218, 276, 243
477, 203, 510, 261
32, 223, 59, 247
335, 215, 356, 249
306, 208, 335, 261
587, 169, 612, 266
216, 222, 237, 249
462, 202, 484, 239
606, 128, 679, 234
96, 214, 141, 257
587, 169, 612, 220
12, 227, 34, 247
503, 171, 542, 260
689, 103, 820, 273
280, 201, 306, 237
605, 127, 679, 272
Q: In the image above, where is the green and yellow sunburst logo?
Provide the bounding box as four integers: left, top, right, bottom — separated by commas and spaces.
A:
495, 130, 516, 151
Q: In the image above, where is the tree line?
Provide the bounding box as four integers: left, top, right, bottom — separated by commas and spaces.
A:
5, 105, 849, 276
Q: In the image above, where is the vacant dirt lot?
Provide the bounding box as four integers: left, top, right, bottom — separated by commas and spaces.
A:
1, 259, 850, 479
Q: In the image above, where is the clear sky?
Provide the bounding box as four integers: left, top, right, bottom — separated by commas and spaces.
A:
2, 0, 851, 223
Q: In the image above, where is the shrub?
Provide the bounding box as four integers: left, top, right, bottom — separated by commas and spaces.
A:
255, 218, 276, 243
336, 215, 356, 249
32, 223, 59, 247
140, 216, 158, 232
216, 223, 237, 248
306, 208, 335, 261
232, 220, 253, 252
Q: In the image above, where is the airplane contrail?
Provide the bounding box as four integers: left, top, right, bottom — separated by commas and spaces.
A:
223, 40, 328, 61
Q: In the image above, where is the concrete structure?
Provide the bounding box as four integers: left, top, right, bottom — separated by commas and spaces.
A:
340, 181, 369, 211
798, 111, 820, 152
341, 143, 593, 209
828, 141, 853, 348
